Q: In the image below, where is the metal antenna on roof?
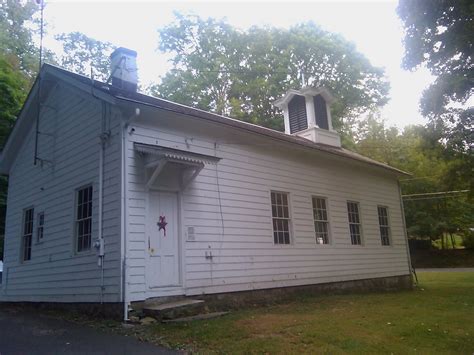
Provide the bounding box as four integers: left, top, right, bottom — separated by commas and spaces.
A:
299, 68, 306, 88
34, 0, 45, 166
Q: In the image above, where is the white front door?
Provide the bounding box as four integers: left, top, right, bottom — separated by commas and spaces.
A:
146, 191, 180, 288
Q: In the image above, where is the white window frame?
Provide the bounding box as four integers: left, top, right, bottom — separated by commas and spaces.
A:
36, 212, 44, 243
271, 191, 292, 245
312, 196, 331, 245
347, 201, 363, 245
21, 207, 34, 262
75, 185, 93, 253
377, 206, 391, 246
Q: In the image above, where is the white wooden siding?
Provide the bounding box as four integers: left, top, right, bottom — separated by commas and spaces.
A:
125, 112, 410, 301
0, 83, 122, 302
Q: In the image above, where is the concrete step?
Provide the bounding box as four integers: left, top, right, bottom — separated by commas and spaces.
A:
162, 311, 229, 323
143, 299, 207, 320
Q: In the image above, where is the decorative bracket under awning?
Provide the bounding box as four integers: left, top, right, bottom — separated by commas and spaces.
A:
134, 143, 220, 190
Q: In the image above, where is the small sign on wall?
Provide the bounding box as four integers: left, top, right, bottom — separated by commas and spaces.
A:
186, 226, 196, 241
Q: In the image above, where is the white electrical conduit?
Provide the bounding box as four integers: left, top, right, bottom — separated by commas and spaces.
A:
98, 102, 108, 304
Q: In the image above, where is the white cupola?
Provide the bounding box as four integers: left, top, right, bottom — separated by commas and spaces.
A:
273, 87, 341, 147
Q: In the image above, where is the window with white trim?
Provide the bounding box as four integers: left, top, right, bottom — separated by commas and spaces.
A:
347, 201, 362, 245
378, 206, 391, 246
75, 185, 93, 252
312, 196, 330, 244
22, 208, 34, 261
271, 191, 291, 245
37, 212, 44, 242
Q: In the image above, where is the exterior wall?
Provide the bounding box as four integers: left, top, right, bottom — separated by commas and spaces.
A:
125, 110, 410, 302
0, 83, 122, 302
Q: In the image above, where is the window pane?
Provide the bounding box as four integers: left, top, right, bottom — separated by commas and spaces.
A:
22, 208, 34, 261
378, 206, 390, 245
312, 197, 330, 244
347, 202, 362, 245
271, 191, 291, 245
76, 186, 93, 252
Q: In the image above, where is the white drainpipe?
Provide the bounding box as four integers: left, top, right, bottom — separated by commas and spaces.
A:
97, 102, 109, 304
121, 107, 140, 321
121, 117, 129, 321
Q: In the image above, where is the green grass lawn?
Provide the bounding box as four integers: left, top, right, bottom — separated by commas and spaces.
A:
138, 272, 474, 354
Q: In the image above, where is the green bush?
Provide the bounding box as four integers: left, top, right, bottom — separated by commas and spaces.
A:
461, 231, 474, 249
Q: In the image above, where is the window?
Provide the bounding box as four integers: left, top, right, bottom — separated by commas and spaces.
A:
312, 197, 330, 244
75, 185, 93, 252
378, 206, 391, 246
271, 191, 291, 245
37, 212, 44, 242
347, 201, 362, 245
22, 208, 34, 261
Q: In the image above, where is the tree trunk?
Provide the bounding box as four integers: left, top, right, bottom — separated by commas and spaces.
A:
449, 232, 456, 249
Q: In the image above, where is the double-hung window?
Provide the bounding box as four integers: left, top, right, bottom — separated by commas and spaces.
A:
378, 206, 391, 246
271, 191, 291, 245
37, 212, 44, 242
22, 208, 34, 261
312, 197, 330, 244
347, 201, 362, 245
76, 185, 93, 252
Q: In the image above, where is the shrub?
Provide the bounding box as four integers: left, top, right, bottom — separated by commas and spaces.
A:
461, 230, 474, 249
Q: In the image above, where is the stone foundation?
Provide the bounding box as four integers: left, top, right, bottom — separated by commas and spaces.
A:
0, 275, 413, 320
196, 274, 413, 311
0, 302, 123, 320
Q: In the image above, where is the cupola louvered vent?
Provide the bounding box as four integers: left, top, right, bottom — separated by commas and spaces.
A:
313, 95, 329, 130
288, 95, 308, 134
273, 87, 341, 147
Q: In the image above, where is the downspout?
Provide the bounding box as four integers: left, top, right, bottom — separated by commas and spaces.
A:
398, 180, 413, 280
121, 117, 129, 321
121, 107, 140, 322
97, 102, 109, 304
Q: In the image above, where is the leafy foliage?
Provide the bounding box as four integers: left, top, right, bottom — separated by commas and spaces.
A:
0, 1, 40, 253
55, 32, 116, 81
355, 116, 473, 246
152, 14, 390, 132
398, 0, 473, 151
0, 0, 39, 79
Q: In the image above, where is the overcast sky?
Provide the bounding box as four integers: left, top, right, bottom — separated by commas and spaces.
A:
42, 0, 434, 128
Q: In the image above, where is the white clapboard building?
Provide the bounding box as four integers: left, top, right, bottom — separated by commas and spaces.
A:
0, 48, 412, 318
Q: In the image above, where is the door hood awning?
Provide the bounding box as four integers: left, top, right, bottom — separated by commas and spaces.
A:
134, 143, 220, 165
134, 143, 220, 190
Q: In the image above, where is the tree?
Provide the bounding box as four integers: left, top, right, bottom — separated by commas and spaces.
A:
0, 0, 42, 258
355, 116, 473, 248
0, 0, 39, 79
55, 32, 115, 81
397, 0, 473, 151
151, 14, 390, 133
0, 54, 30, 258
0, 55, 28, 257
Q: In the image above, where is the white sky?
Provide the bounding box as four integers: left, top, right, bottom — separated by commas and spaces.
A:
41, 0, 434, 128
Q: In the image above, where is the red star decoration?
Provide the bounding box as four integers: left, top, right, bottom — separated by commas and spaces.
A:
157, 215, 168, 236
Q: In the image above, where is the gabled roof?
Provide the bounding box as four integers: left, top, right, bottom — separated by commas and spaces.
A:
273, 87, 336, 108
0, 64, 410, 177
